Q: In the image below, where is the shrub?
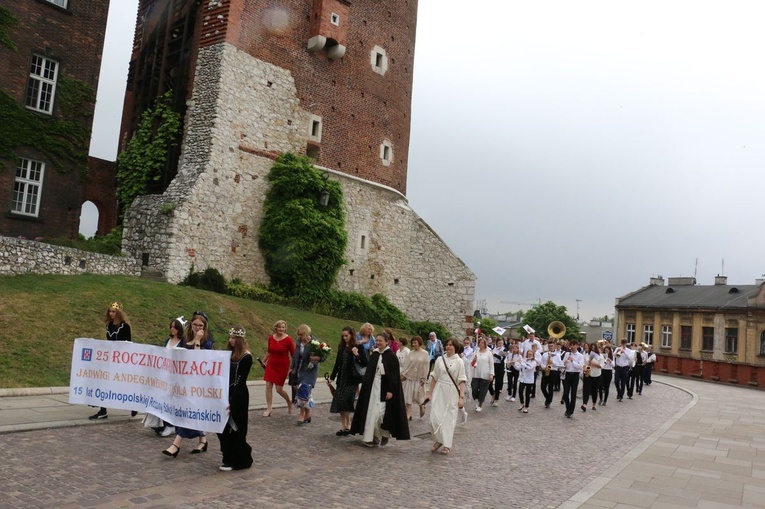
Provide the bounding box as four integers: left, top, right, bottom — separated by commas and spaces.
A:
226, 279, 284, 305
371, 294, 409, 329
181, 267, 226, 294
258, 153, 347, 300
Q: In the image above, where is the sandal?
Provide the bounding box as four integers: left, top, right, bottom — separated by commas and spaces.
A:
262, 410, 272, 417
440, 447, 451, 455
419, 405, 426, 418
191, 441, 208, 454
288, 403, 294, 415
431, 441, 442, 452
162, 444, 179, 457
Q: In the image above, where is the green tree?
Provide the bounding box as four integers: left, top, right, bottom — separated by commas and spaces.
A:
521, 301, 582, 340
473, 316, 497, 335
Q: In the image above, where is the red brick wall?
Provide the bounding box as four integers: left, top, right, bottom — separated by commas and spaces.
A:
0, 0, 110, 238
128, 0, 417, 194
232, 0, 417, 194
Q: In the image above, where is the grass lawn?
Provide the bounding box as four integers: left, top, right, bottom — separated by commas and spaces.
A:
0, 274, 397, 388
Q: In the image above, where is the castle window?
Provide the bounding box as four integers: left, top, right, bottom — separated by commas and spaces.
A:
11, 158, 45, 217
45, 0, 68, 8
308, 114, 322, 143
330, 12, 340, 26
380, 140, 393, 166
25, 55, 59, 114
370, 46, 388, 76
360, 235, 366, 249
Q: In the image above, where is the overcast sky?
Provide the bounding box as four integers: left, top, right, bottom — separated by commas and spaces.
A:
89, 0, 765, 322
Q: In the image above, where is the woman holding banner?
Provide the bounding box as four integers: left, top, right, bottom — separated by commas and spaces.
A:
162, 313, 213, 457
89, 301, 132, 420
218, 326, 253, 471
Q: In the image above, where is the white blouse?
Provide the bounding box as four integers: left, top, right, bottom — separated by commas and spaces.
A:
472, 349, 493, 379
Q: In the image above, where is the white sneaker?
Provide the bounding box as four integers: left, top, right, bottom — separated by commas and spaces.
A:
505, 395, 512, 401
510, 397, 515, 402
460, 408, 468, 425
475, 405, 482, 413
491, 401, 499, 407
160, 426, 175, 437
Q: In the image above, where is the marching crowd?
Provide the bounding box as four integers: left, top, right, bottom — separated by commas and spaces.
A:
88, 302, 658, 468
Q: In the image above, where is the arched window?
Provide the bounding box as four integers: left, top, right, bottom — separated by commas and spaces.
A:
79, 200, 99, 238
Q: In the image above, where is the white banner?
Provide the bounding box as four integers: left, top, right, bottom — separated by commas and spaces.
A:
69, 338, 231, 433
492, 326, 506, 336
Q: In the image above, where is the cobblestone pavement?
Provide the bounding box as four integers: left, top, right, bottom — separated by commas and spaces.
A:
0, 378, 690, 509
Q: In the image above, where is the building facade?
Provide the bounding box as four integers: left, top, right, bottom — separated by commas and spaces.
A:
120, 0, 475, 334
0, 1, 116, 239
616, 276, 765, 388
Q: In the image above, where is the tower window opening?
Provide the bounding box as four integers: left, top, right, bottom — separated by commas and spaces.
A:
330, 12, 340, 25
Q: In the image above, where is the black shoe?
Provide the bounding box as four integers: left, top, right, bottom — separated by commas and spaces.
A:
304, 417, 311, 424
565, 413, 572, 418
162, 444, 179, 457
380, 437, 389, 447
190, 441, 208, 454
89, 410, 107, 420
130, 410, 138, 417
581, 405, 586, 412
363, 440, 380, 447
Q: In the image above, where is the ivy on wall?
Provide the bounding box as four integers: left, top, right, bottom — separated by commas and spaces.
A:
258, 153, 347, 301
116, 91, 181, 214
0, 75, 94, 176
0, 6, 16, 51
0, 7, 95, 177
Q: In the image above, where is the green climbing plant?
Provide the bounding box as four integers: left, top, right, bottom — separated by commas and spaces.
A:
0, 75, 94, 176
0, 5, 17, 51
116, 91, 181, 214
258, 153, 347, 301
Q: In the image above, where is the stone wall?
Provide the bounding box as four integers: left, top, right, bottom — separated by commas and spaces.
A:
0, 236, 141, 277
122, 43, 475, 335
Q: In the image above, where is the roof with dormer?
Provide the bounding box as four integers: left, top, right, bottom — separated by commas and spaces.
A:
616, 283, 763, 310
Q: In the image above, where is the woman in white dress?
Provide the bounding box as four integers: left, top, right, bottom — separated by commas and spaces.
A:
426, 338, 466, 455
401, 336, 429, 420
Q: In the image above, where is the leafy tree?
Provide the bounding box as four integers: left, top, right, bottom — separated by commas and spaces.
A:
521, 301, 582, 340
473, 316, 497, 335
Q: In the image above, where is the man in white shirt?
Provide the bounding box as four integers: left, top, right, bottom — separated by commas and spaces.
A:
613, 339, 635, 401
540, 343, 563, 408
561, 340, 584, 418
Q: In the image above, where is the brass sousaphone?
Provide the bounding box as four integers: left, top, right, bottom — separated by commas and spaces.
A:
547, 321, 566, 339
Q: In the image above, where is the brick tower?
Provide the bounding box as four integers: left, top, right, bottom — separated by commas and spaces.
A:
121, 0, 475, 333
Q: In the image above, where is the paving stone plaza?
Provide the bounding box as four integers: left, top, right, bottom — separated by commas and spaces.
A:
1, 376, 764, 508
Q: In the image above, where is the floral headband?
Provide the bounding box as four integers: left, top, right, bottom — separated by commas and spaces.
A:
229, 327, 246, 338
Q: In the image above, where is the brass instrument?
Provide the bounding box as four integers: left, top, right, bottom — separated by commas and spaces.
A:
584, 365, 591, 378
547, 321, 566, 340
544, 353, 553, 376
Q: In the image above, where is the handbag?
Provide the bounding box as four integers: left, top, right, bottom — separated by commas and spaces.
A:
353, 353, 366, 379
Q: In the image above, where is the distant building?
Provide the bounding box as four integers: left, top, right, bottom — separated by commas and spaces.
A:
616, 276, 765, 387
0, 1, 116, 239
